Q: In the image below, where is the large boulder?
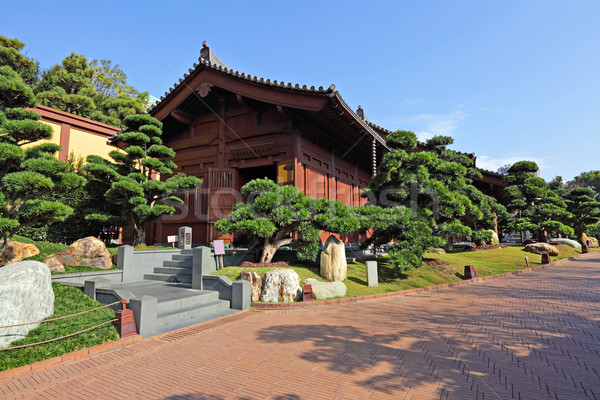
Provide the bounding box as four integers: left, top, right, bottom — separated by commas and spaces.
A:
240, 270, 262, 302
588, 237, 599, 247
524, 243, 560, 256
0, 241, 40, 266
260, 269, 302, 302
550, 238, 581, 249
487, 230, 500, 245
320, 235, 347, 281
44, 236, 112, 273
0, 261, 55, 348
306, 278, 346, 300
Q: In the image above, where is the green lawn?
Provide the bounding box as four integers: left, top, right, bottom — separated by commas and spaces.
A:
212, 244, 589, 299
0, 282, 120, 371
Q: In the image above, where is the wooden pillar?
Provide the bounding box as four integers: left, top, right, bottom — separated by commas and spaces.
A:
218, 99, 226, 168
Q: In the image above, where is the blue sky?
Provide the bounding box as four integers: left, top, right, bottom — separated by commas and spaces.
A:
4, 1, 599, 180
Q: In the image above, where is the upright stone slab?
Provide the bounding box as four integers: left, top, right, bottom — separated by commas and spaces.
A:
192, 246, 212, 290
366, 260, 378, 287
129, 295, 157, 337
178, 226, 192, 250
232, 280, 251, 310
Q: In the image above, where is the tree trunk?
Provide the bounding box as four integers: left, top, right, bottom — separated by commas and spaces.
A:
260, 234, 293, 264
537, 230, 549, 243
133, 226, 146, 247
261, 242, 278, 264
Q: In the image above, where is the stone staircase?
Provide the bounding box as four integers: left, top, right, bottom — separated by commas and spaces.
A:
153, 284, 234, 335
144, 249, 193, 283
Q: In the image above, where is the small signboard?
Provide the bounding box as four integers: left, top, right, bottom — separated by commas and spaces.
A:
167, 235, 179, 243
213, 240, 225, 256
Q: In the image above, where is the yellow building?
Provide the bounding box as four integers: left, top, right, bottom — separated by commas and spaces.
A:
30, 105, 120, 162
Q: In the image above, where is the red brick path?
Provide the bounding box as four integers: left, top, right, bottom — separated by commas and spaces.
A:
2, 253, 600, 399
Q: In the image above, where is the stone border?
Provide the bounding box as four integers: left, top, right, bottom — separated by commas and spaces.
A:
0, 335, 142, 382
251, 252, 597, 310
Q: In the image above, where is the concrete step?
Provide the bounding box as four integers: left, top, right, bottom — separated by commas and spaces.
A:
144, 273, 192, 284
172, 254, 193, 261
163, 260, 193, 267
153, 266, 192, 275
156, 290, 221, 314
156, 308, 238, 335
156, 300, 232, 330
181, 249, 194, 255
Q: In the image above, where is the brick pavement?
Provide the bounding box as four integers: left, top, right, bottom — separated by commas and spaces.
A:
1, 252, 600, 399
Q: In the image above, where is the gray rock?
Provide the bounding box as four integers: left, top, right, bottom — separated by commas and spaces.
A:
260, 269, 302, 302
320, 235, 347, 281
0, 261, 54, 348
306, 278, 346, 300
524, 243, 560, 256
550, 238, 581, 249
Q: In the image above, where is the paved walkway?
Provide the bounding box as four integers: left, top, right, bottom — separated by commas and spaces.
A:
2, 253, 600, 400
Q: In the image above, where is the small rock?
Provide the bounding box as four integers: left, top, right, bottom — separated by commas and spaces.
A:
240, 270, 262, 302
306, 278, 346, 300
260, 269, 302, 303
0, 261, 55, 348
44, 236, 112, 272
0, 241, 40, 266
524, 243, 560, 256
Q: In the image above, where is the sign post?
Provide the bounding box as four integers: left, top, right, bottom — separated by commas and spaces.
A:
213, 239, 225, 270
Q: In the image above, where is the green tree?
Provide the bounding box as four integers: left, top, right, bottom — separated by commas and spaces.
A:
0, 36, 39, 86
571, 170, 600, 200
215, 178, 360, 263
563, 187, 600, 244
362, 130, 504, 270
502, 161, 573, 242
0, 66, 85, 254
88, 59, 149, 127
84, 114, 201, 246
37, 52, 98, 116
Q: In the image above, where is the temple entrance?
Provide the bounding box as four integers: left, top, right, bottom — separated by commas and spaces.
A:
238, 164, 277, 188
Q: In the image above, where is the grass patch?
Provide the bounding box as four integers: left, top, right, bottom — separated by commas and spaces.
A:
0, 283, 119, 371
52, 265, 118, 274
212, 244, 589, 300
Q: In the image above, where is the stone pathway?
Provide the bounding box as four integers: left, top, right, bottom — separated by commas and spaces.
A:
2, 253, 600, 399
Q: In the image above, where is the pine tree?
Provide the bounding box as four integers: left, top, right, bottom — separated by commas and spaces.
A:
0, 66, 85, 255
85, 114, 201, 246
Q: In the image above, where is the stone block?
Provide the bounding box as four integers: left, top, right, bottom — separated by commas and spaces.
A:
232, 280, 251, 310
129, 295, 157, 337
464, 265, 477, 279
366, 260, 378, 287
178, 226, 192, 250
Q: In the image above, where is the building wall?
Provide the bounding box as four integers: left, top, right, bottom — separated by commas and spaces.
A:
28, 105, 120, 162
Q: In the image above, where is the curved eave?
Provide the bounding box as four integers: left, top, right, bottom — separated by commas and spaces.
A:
329, 92, 389, 150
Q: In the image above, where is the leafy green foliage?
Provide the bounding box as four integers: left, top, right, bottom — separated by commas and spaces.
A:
84, 114, 201, 246
362, 130, 506, 271
215, 178, 360, 263
502, 161, 573, 242
563, 187, 600, 242
37, 53, 98, 116
571, 170, 600, 200
0, 66, 85, 254
0, 36, 39, 86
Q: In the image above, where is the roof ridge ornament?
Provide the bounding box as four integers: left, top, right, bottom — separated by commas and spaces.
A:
200, 41, 229, 69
